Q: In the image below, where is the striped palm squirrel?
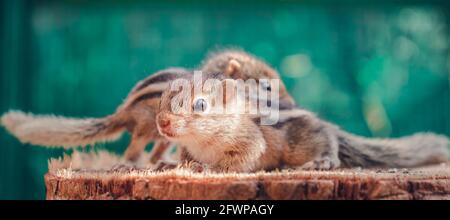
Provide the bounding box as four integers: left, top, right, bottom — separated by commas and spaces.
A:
1, 50, 293, 164
156, 73, 449, 172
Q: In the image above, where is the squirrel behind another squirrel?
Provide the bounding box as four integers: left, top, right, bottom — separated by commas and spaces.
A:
0, 50, 293, 164
149, 49, 298, 164
1, 68, 191, 162
156, 73, 450, 172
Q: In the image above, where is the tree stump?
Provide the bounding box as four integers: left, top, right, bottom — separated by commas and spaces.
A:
44, 151, 450, 200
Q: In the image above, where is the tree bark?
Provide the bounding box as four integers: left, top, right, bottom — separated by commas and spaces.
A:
45, 165, 450, 200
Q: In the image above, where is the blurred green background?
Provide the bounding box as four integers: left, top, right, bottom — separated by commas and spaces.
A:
1, 0, 449, 199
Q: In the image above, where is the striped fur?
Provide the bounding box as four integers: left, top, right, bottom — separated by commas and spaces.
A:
337, 130, 449, 168
1, 68, 191, 161
156, 73, 449, 172
1, 49, 297, 164
266, 107, 449, 169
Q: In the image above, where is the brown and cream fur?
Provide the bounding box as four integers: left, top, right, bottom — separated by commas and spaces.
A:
201, 49, 295, 105
1, 68, 191, 162
1, 50, 293, 164
151, 49, 298, 164
156, 74, 450, 173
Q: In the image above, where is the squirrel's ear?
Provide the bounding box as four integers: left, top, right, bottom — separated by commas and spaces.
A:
225, 59, 241, 77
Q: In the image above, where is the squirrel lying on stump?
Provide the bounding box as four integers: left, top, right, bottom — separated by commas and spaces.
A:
1, 49, 449, 200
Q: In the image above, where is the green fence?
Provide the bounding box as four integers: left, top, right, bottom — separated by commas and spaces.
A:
1, 0, 449, 199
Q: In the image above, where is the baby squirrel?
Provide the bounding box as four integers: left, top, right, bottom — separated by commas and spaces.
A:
149, 50, 297, 164
1, 50, 293, 164
156, 73, 450, 172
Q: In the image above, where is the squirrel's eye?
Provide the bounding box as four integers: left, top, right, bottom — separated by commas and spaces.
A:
193, 98, 208, 113
261, 81, 271, 91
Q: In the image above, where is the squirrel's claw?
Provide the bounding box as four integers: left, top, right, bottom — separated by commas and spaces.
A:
300, 156, 340, 171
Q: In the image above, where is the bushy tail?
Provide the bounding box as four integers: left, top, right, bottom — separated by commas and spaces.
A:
1, 110, 127, 148
337, 131, 449, 168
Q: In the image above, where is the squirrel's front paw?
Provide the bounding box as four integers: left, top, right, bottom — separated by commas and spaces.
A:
300, 156, 340, 171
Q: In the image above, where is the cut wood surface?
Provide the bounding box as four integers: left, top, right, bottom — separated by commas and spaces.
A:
45, 151, 450, 200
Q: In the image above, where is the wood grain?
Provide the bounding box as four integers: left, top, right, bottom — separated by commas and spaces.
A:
45, 165, 450, 200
